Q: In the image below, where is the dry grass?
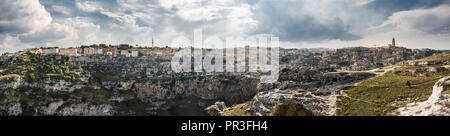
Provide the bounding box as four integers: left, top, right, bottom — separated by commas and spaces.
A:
409, 52, 450, 63
337, 71, 450, 116
0, 74, 23, 80
221, 101, 252, 116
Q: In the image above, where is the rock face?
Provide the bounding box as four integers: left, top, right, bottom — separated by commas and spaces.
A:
245, 89, 338, 116
205, 102, 227, 116
1, 47, 443, 116
278, 67, 376, 92
407, 60, 450, 66
397, 76, 450, 116
40, 101, 115, 116
104, 76, 260, 104
40, 101, 64, 115
0, 75, 260, 116
409, 66, 450, 76
58, 104, 115, 116
0, 78, 84, 92
7, 103, 22, 116
210, 70, 376, 116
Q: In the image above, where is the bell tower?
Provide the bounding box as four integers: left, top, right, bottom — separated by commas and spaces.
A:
392, 37, 395, 47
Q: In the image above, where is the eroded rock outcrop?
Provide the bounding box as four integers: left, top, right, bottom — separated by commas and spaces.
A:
0, 75, 260, 116
397, 76, 450, 116
205, 101, 228, 116
58, 104, 115, 116
131, 76, 260, 104
245, 89, 337, 116
209, 70, 375, 116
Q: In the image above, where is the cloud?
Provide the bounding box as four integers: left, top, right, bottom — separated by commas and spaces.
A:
19, 22, 74, 43
2, 0, 450, 53
292, 5, 450, 50
0, 34, 35, 53
85, 0, 254, 46
248, 0, 364, 42
159, 0, 250, 22
156, 0, 257, 37
378, 5, 450, 35
21, 17, 103, 48
0, 34, 21, 49
0, 0, 52, 34
76, 1, 102, 13
366, 0, 448, 16
49, 5, 73, 16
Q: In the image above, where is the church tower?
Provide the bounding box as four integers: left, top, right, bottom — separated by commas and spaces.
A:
392, 37, 395, 47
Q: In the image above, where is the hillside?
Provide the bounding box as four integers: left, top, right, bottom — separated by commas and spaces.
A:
1, 50, 448, 116
0, 53, 259, 116
0, 52, 88, 83
337, 51, 450, 116
212, 51, 450, 116
407, 51, 450, 63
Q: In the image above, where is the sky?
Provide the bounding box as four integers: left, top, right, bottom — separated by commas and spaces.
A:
0, 0, 449, 53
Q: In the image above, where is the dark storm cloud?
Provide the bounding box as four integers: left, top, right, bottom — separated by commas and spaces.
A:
411, 13, 450, 34
367, 0, 450, 35
366, 0, 447, 16
246, 0, 450, 42
248, 0, 361, 42
39, 0, 119, 32
2, 0, 450, 52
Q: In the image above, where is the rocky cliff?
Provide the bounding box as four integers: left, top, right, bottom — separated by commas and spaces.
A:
0, 75, 260, 116
206, 70, 376, 116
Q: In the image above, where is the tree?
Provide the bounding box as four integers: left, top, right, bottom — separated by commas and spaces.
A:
376, 63, 384, 69
406, 81, 412, 88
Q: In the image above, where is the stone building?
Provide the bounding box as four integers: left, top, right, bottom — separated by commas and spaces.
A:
42, 48, 59, 54
131, 50, 139, 57
121, 50, 131, 57
83, 48, 95, 56
392, 37, 396, 47
59, 48, 78, 56
104, 47, 118, 56
28, 48, 42, 54
388, 37, 396, 48
95, 48, 103, 54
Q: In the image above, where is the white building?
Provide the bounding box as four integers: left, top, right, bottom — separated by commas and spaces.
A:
96, 48, 103, 54
121, 50, 128, 56
131, 50, 139, 57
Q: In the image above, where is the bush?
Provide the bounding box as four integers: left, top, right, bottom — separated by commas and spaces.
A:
406, 81, 412, 88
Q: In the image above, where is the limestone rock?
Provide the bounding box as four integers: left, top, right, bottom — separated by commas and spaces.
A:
397, 76, 450, 116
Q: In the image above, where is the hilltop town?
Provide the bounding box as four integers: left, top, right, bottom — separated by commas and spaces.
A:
280, 38, 437, 71
1, 38, 440, 74
0, 38, 448, 116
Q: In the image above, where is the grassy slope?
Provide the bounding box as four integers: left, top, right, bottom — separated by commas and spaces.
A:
409, 51, 450, 62
337, 71, 449, 116
0, 53, 85, 83
337, 52, 450, 116
221, 101, 252, 116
